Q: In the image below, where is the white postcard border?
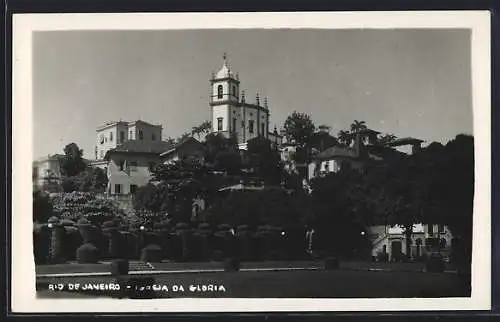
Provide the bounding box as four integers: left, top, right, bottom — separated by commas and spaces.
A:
11, 11, 491, 312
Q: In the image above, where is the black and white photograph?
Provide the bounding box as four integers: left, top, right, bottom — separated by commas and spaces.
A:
11, 12, 491, 312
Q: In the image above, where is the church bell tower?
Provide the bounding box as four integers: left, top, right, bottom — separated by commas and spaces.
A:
210, 53, 240, 137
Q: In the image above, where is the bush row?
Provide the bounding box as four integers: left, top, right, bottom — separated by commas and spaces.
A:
33, 223, 310, 264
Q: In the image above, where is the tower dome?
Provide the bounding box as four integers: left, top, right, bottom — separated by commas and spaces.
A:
215, 53, 236, 79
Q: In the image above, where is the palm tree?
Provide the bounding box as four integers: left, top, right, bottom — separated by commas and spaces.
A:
350, 120, 367, 134
338, 130, 352, 146
178, 132, 192, 143
191, 126, 201, 140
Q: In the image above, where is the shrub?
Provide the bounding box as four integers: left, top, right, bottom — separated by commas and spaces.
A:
76, 243, 99, 263
33, 227, 50, 264
107, 229, 123, 258
48, 216, 60, 224
377, 251, 389, 262
110, 259, 129, 276
426, 252, 445, 273
140, 244, 163, 263
224, 258, 240, 272
78, 223, 98, 244
212, 250, 225, 262
49, 225, 66, 263
324, 256, 340, 270
121, 232, 139, 259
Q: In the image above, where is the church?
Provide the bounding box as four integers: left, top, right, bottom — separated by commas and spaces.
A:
209, 54, 282, 150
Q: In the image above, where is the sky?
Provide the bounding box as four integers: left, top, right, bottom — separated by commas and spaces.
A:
33, 29, 472, 160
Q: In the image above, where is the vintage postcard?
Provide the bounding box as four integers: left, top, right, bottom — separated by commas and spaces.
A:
11, 11, 491, 312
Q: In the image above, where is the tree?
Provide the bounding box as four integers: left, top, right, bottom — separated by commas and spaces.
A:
246, 137, 283, 184
133, 183, 170, 214
350, 120, 367, 134
283, 111, 316, 146
309, 169, 371, 258
338, 130, 352, 146
149, 160, 208, 223
60, 143, 86, 177
77, 167, 108, 192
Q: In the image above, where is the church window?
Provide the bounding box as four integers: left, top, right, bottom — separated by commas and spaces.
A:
249, 120, 254, 134
217, 85, 223, 99
217, 117, 223, 131
110, 132, 113, 142
100, 134, 104, 144
139, 130, 144, 140
232, 118, 237, 132
261, 123, 265, 136
232, 85, 236, 97
120, 131, 125, 143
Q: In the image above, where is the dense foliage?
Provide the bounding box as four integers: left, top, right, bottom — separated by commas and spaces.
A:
51, 191, 125, 225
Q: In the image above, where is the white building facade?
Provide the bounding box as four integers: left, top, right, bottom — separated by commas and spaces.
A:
95, 120, 162, 161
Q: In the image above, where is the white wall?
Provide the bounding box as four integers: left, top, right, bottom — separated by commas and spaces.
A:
212, 105, 229, 132
107, 154, 160, 194
212, 81, 239, 103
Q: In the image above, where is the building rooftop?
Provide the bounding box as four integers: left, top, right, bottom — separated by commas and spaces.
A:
386, 137, 424, 147
97, 120, 162, 131
105, 140, 174, 158
159, 137, 203, 158
313, 145, 358, 160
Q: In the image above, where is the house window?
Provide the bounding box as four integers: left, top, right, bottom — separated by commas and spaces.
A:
232, 118, 237, 132
128, 161, 138, 172
129, 130, 133, 140
110, 132, 113, 142
152, 133, 156, 141
130, 184, 138, 195
148, 162, 156, 172
249, 120, 254, 134
119, 160, 125, 171
428, 224, 434, 235
95, 147, 97, 159
100, 134, 104, 144
120, 131, 125, 143
139, 130, 144, 140
438, 224, 445, 233
115, 184, 122, 194
261, 123, 265, 136
217, 117, 223, 131
100, 150, 104, 159
217, 85, 223, 99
